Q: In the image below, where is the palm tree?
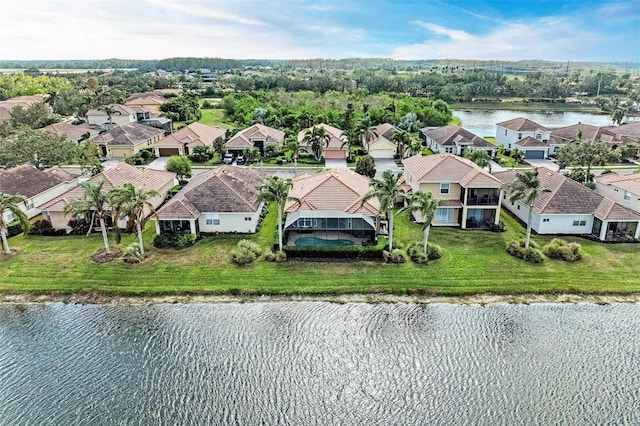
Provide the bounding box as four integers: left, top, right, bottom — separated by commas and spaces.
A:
99, 105, 118, 126
391, 130, 411, 159
109, 183, 159, 255
258, 176, 295, 252
361, 170, 403, 251
355, 117, 378, 153
409, 138, 423, 156
303, 126, 331, 162
0, 192, 30, 255
464, 149, 492, 172
500, 169, 550, 249
285, 139, 306, 177
399, 191, 444, 254
63, 181, 113, 254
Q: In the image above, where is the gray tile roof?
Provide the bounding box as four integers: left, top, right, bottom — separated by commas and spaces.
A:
421, 125, 492, 148
0, 164, 76, 198
93, 122, 164, 146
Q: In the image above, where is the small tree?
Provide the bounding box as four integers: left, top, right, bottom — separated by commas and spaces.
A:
361, 170, 403, 251
258, 176, 298, 252
0, 192, 30, 255
63, 181, 113, 254
355, 155, 376, 178
399, 191, 444, 254
109, 183, 159, 256
303, 126, 331, 162
165, 155, 192, 184
244, 146, 260, 164
556, 140, 614, 185
464, 149, 492, 172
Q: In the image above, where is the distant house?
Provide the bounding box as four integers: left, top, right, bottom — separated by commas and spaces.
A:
39, 162, 176, 232
402, 153, 503, 229
0, 165, 79, 222
0, 94, 48, 120
549, 123, 625, 153
284, 168, 380, 245
155, 166, 266, 235
124, 93, 168, 111
93, 122, 165, 158
495, 117, 550, 152
40, 122, 101, 144
495, 168, 640, 241
367, 123, 398, 159
513, 136, 550, 159
298, 123, 349, 160
225, 124, 285, 157
86, 104, 151, 127
421, 125, 495, 158
154, 122, 226, 157
608, 121, 640, 154
594, 172, 640, 215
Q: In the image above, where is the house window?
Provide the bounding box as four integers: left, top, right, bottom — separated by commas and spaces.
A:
536, 134, 542, 140
206, 214, 220, 225
245, 217, 252, 221
504, 129, 508, 136
572, 220, 587, 226
445, 147, 453, 153
440, 183, 450, 194
516, 204, 520, 210
299, 218, 313, 228
26, 199, 34, 210
436, 207, 453, 223
518, 133, 522, 139
624, 191, 631, 202
543, 218, 550, 222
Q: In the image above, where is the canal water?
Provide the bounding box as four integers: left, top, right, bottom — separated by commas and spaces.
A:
0, 302, 638, 424
454, 110, 616, 138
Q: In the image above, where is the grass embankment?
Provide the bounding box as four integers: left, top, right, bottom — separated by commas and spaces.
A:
1, 206, 639, 298
450, 101, 605, 113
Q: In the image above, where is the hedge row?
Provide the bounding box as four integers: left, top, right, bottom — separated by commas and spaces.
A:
153, 233, 196, 249
283, 244, 384, 260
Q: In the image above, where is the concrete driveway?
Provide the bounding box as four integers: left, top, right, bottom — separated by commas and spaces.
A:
374, 158, 403, 178
325, 158, 347, 169
525, 159, 559, 171
146, 156, 170, 171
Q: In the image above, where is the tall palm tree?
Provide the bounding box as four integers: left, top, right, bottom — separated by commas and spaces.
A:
361, 170, 403, 251
285, 139, 306, 177
355, 117, 378, 153
500, 169, 550, 249
258, 176, 296, 252
399, 191, 444, 254
63, 181, 113, 254
391, 130, 411, 159
303, 126, 331, 162
99, 105, 118, 126
464, 149, 492, 172
109, 183, 159, 255
0, 192, 30, 255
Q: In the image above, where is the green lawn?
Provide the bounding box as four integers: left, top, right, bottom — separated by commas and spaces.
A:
1, 206, 639, 297
199, 108, 236, 129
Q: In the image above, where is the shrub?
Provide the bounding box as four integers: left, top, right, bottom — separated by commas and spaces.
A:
123, 242, 143, 263
406, 241, 428, 264
67, 218, 90, 235
264, 250, 287, 263
6, 221, 25, 238
427, 244, 443, 261
506, 239, 543, 263
28, 219, 65, 236
232, 239, 262, 265
383, 249, 406, 264
153, 233, 196, 249
284, 243, 384, 260
490, 221, 506, 233
139, 149, 154, 160
543, 238, 582, 262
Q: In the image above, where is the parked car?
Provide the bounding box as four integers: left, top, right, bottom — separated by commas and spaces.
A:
223, 153, 234, 164
236, 154, 246, 165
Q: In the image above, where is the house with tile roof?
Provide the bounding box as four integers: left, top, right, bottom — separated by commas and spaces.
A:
495, 117, 550, 154
495, 168, 640, 241
609, 121, 640, 153
284, 168, 380, 245
0, 165, 79, 222
402, 153, 503, 230
367, 123, 398, 159
421, 125, 495, 158
154, 165, 266, 235
39, 162, 176, 232
93, 122, 165, 158
548, 123, 625, 154
124, 93, 168, 111
225, 123, 285, 157
594, 172, 640, 215
86, 104, 152, 127
298, 123, 349, 160
154, 122, 226, 157
0, 95, 48, 120
40, 122, 101, 143
513, 136, 550, 159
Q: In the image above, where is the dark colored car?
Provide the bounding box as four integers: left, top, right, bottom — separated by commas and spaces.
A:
223, 153, 234, 164
236, 154, 246, 165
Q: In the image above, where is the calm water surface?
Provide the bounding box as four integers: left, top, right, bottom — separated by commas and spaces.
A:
0, 302, 638, 425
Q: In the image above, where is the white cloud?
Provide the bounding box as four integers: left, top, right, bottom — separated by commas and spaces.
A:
410, 21, 475, 42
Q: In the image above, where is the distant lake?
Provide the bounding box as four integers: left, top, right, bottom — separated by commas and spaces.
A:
454, 110, 616, 138
1, 302, 639, 424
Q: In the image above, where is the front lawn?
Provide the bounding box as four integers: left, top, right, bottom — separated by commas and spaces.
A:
1, 206, 639, 297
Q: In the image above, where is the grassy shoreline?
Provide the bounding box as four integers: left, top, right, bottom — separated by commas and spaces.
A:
2, 207, 639, 298
450, 101, 606, 113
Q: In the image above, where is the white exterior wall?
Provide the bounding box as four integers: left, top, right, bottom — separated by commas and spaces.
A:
496, 126, 551, 148
502, 196, 594, 235
425, 136, 453, 154
197, 211, 261, 234
87, 113, 135, 126
595, 183, 640, 214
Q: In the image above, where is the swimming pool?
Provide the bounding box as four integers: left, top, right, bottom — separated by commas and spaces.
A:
294, 237, 355, 246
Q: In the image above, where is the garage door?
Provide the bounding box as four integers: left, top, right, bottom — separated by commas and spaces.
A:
524, 150, 545, 159
370, 148, 395, 159
158, 148, 180, 157
324, 150, 347, 159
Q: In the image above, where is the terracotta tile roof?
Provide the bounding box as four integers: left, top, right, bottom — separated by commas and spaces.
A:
285, 168, 380, 216
402, 153, 501, 187
225, 124, 285, 149
39, 162, 176, 211
155, 122, 226, 147
516, 136, 548, 148
0, 95, 47, 120
549, 123, 624, 145
494, 167, 640, 220
594, 198, 640, 221
156, 166, 267, 218
594, 172, 640, 195
93, 122, 164, 146
297, 123, 348, 150
124, 93, 167, 106
496, 117, 549, 132
421, 125, 493, 148
40, 122, 100, 141
610, 121, 640, 137
0, 164, 76, 198
375, 123, 396, 140
86, 104, 145, 116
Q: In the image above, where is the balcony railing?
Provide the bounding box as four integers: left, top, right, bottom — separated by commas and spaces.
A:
466, 196, 500, 206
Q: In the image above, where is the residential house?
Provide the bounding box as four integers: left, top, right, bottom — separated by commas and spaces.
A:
402, 153, 503, 229
86, 104, 151, 127
225, 123, 285, 157
0, 94, 48, 120
495, 168, 640, 241
298, 123, 349, 160
40, 122, 101, 144
284, 168, 380, 245
495, 117, 551, 155
421, 125, 495, 158
367, 123, 398, 159
549, 123, 625, 153
594, 172, 640, 214
0, 165, 79, 223
93, 122, 165, 158
513, 136, 550, 159
155, 166, 266, 235
154, 122, 226, 157
39, 162, 176, 232
124, 92, 168, 111
609, 121, 640, 154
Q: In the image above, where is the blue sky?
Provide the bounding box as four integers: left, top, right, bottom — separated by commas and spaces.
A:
1, 0, 638, 61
